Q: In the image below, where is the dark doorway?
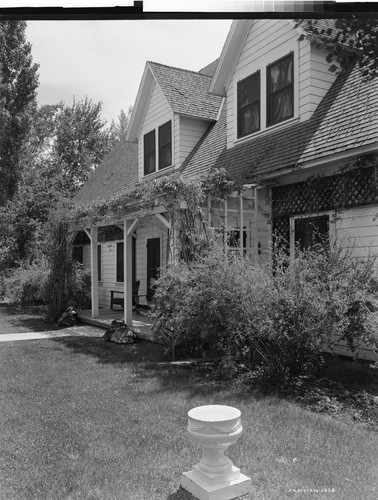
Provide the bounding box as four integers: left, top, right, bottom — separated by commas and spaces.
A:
147, 238, 160, 301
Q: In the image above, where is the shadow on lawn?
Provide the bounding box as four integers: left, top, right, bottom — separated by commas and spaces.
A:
0, 303, 59, 333
49, 335, 257, 401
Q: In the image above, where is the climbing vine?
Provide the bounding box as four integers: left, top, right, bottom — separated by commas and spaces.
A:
297, 17, 378, 80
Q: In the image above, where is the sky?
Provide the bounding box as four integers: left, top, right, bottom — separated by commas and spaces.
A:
25, 19, 232, 126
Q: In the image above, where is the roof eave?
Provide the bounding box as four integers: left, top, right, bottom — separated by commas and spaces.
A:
209, 19, 252, 96
126, 63, 154, 143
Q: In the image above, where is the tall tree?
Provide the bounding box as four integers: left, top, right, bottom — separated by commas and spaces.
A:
55, 97, 110, 193
0, 21, 39, 205
109, 105, 133, 144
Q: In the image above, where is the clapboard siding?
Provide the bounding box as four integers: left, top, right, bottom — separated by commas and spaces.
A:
227, 20, 299, 148
226, 20, 338, 145
336, 206, 378, 257
178, 116, 210, 167
138, 81, 173, 179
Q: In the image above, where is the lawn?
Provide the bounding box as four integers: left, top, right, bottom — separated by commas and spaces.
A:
0, 335, 377, 500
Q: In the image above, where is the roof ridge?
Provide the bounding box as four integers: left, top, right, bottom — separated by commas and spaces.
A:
147, 60, 212, 78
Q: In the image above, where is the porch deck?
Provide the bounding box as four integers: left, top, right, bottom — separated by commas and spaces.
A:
78, 309, 155, 342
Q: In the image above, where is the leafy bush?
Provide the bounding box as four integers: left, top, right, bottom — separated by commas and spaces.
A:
152, 242, 378, 381
3, 259, 50, 306
69, 263, 91, 310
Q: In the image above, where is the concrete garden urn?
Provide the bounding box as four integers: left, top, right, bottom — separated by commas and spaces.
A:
180, 405, 251, 500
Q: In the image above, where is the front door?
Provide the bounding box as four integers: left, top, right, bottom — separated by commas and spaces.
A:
146, 238, 160, 301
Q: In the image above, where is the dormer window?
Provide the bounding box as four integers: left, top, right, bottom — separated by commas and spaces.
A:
236, 52, 295, 140
158, 121, 172, 169
143, 120, 172, 175
237, 71, 260, 138
144, 130, 156, 175
267, 53, 294, 127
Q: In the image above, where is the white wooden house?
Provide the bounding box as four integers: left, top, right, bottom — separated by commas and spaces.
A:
73, 19, 378, 358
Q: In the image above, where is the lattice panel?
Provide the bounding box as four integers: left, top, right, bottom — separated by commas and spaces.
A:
272, 166, 378, 218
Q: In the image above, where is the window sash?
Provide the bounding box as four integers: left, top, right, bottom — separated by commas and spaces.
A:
144, 130, 156, 175
237, 72, 260, 138
267, 54, 294, 126
158, 121, 172, 169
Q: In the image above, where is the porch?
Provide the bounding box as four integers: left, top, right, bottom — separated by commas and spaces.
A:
79, 308, 155, 342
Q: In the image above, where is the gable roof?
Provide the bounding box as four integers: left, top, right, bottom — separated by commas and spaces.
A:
209, 18, 345, 97
72, 140, 138, 206
183, 62, 378, 183
127, 60, 223, 142
147, 61, 223, 121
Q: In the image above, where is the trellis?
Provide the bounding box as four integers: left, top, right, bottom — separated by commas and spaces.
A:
272, 164, 378, 243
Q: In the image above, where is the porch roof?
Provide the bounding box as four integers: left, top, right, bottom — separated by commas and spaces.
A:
181, 62, 378, 183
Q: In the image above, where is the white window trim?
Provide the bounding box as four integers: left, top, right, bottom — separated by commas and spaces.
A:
142, 117, 174, 178
233, 41, 299, 145
289, 211, 337, 255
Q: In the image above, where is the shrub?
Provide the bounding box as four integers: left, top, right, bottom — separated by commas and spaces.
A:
152, 241, 378, 381
3, 259, 50, 306
68, 263, 91, 310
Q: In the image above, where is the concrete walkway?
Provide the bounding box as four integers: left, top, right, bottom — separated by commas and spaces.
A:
0, 325, 104, 342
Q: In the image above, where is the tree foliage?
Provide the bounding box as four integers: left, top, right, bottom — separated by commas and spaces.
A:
0, 20, 39, 205
298, 17, 378, 79
109, 105, 133, 144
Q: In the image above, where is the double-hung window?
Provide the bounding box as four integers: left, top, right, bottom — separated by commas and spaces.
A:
237, 71, 260, 138
267, 53, 294, 127
158, 121, 172, 170
144, 130, 156, 175
144, 120, 172, 175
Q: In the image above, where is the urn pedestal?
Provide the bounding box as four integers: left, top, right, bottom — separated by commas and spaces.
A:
180, 405, 251, 500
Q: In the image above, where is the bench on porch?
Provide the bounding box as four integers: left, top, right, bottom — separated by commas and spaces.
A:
110, 281, 146, 311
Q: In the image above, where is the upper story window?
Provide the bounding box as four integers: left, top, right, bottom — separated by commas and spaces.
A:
144, 130, 156, 175
267, 53, 294, 127
236, 52, 294, 140
144, 120, 172, 176
158, 121, 172, 169
237, 72, 260, 138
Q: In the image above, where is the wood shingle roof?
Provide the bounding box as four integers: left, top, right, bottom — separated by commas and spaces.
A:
72, 140, 138, 206
148, 61, 223, 121
182, 62, 378, 183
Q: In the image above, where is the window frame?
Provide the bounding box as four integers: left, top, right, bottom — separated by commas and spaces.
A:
266, 52, 294, 127
143, 129, 156, 176
237, 71, 261, 139
158, 120, 172, 170
290, 213, 333, 255
115, 238, 137, 284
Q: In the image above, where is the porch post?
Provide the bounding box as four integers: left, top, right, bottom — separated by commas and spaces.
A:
254, 187, 259, 263
239, 193, 244, 257
224, 198, 228, 259
90, 226, 99, 318
123, 218, 133, 325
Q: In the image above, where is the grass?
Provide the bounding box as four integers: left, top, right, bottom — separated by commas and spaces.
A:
0, 335, 377, 500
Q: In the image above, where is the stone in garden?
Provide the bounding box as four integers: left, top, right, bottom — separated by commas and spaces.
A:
103, 319, 136, 344
180, 404, 251, 500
